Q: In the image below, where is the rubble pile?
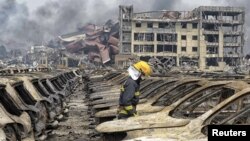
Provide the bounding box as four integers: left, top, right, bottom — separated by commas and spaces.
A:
59, 20, 119, 65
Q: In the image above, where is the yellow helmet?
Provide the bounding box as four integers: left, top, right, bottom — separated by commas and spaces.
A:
133, 61, 152, 76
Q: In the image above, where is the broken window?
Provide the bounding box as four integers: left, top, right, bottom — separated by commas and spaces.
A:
70, 72, 76, 77
158, 22, 175, 29
0, 88, 22, 116
181, 47, 186, 52
157, 45, 163, 52
51, 80, 62, 91
134, 45, 154, 53
202, 13, 218, 20
157, 33, 177, 42
122, 22, 131, 30
179, 57, 199, 67
120, 6, 133, 20
144, 45, 154, 52
56, 79, 64, 87
59, 75, 67, 84
203, 93, 250, 126
171, 86, 235, 119
181, 23, 187, 28
75, 70, 80, 75
157, 45, 177, 53
223, 47, 240, 55
192, 23, 198, 29
202, 23, 219, 31
205, 35, 219, 42
224, 36, 239, 43
192, 47, 198, 52
223, 57, 240, 66
122, 43, 131, 53
208, 15, 217, 20
222, 15, 233, 21
135, 22, 141, 27
145, 33, 154, 41
140, 80, 175, 99
134, 33, 144, 41
14, 85, 36, 105
181, 35, 186, 40
207, 46, 218, 54
153, 81, 200, 106
192, 35, 198, 40
147, 22, 153, 28
60, 76, 69, 84
33, 81, 49, 97
42, 81, 55, 94
206, 58, 219, 66
158, 22, 166, 28
222, 26, 233, 32
134, 45, 143, 53
123, 33, 131, 41
70, 72, 75, 78
134, 33, 154, 41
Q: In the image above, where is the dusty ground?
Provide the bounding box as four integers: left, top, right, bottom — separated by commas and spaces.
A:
47, 84, 91, 141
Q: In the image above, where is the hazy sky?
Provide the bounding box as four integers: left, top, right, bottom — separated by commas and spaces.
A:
18, 0, 43, 11
17, 0, 246, 11
1, 0, 249, 53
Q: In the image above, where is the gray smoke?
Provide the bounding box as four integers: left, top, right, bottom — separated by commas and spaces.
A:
0, 0, 177, 50
0, 0, 248, 53
32, 0, 178, 34
0, 0, 31, 49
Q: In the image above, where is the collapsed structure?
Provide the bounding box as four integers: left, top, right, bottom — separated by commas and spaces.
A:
3, 6, 245, 72
119, 6, 245, 71
58, 20, 119, 65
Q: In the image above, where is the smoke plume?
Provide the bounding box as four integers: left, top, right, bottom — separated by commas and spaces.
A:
0, 0, 248, 53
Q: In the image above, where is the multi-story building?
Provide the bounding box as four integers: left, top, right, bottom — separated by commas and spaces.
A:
119, 5, 245, 70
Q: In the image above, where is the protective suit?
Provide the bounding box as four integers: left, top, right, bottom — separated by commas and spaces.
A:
117, 61, 152, 119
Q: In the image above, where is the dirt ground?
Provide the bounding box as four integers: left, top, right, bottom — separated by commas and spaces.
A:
47, 84, 91, 141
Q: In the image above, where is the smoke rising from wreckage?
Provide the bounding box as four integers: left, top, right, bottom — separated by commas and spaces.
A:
0, 0, 250, 141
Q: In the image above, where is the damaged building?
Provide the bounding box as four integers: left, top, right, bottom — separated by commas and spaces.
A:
58, 20, 120, 66
119, 6, 245, 70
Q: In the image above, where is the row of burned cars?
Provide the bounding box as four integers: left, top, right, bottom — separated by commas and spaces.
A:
0, 68, 82, 141
84, 71, 250, 141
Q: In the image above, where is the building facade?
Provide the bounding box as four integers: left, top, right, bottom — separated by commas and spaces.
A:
119, 6, 245, 70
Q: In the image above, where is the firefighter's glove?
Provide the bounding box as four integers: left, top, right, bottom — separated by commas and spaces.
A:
124, 105, 136, 116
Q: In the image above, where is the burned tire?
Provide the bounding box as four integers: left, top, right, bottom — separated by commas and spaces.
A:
3, 125, 17, 141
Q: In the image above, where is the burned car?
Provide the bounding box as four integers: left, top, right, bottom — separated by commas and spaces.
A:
0, 77, 52, 140
96, 80, 247, 140
16, 75, 66, 122
94, 78, 201, 120
0, 84, 34, 141
123, 82, 250, 140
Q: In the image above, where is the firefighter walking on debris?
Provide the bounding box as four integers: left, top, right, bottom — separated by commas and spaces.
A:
117, 61, 152, 119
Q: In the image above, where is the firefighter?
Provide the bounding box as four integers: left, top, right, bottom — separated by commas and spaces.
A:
117, 61, 152, 119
